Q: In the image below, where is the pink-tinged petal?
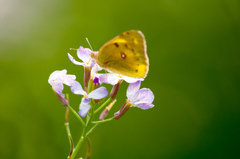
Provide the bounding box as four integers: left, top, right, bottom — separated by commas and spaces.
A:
122, 76, 144, 84
70, 81, 86, 95
88, 86, 108, 99
82, 97, 91, 104
48, 69, 67, 84
52, 88, 69, 106
99, 73, 119, 85
63, 74, 76, 86
132, 88, 154, 104
126, 81, 141, 99
82, 61, 95, 67
134, 103, 154, 110
52, 82, 64, 97
77, 46, 92, 63
68, 53, 84, 65
91, 64, 102, 77
79, 98, 91, 117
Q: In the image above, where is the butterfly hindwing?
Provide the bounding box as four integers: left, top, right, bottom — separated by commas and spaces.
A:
97, 30, 149, 78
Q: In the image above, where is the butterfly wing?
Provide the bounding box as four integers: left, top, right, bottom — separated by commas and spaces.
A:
97, 30, 149, 78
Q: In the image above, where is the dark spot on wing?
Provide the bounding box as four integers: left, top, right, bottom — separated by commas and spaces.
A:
114, 43, 119, 47
135, 69, 138, 72
120, 52, 127, 59
125, 44, 128, 48
136, 58, 139, 61
126, 32, 130, 35
132, 48, 134, 52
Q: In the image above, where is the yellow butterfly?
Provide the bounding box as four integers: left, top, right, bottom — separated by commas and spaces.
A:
91, 30, 149, 78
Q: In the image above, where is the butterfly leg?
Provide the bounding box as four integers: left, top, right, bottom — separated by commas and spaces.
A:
104, 63, 108, 83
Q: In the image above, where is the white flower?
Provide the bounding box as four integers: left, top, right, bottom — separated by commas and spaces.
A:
70, 81, 108, 117
68, 46, 95, 67
99, 73, 143, 85
48, 69, 76, 98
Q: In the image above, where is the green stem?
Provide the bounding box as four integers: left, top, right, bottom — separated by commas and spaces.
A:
85, 137, 91, 159
71, 104, 94, 159
94, 98, 112, 114
70, 134, 84, 159
68, 105, 85, 127
86, 124, 99, 137
91, 117, 114, 124
87, 78, 93, 94
65, 122, 72, 146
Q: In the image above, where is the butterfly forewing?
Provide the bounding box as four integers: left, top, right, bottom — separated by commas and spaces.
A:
97, 30, 149, 78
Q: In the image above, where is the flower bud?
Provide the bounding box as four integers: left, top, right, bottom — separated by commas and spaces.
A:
52, 88, 69, 106
114, 101, 131, 119
93, 77, 100, 89
110, 80, 123, 99
99, 99, 116, 120
93, 77, 101, 103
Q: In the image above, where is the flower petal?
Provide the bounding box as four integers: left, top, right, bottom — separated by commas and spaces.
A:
99, 73, 119, 85
88, 87, 108, 99
132, 88, 154, 104
70, 81, 86, 95
82, 97, 91, 104
48, 69, 76, 96
48, 69, 77, 104
79, 98, 91, 117
68, 53, 84, 65
122, 76, 144, 84
48, 69, 67, 84
63, 74, 76, 86
134, 103, 154, 110
77, 46, 92, 63
127, 81, 141, 99
91, 63, 102, 78
51, 82, 64, 97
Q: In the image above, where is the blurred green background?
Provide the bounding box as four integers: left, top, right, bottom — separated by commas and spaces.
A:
0, 0, 239, 158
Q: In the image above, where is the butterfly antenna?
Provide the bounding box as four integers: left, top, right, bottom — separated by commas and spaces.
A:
86, 38, 93, 51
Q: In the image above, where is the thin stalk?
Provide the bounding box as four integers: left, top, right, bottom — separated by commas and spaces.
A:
94, 98, 112, 114
68, 105, 85, 127
71, 104, 94, 159
85, 137, 91, 159
65, 107, 74, 158
65, 123, 73, 146
86, 124, 99, 137
91, 117, 114, 124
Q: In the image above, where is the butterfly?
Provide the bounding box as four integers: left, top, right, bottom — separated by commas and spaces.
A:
91, 30, 149, 78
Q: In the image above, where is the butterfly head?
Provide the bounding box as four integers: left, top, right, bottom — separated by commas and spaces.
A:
90, 51, 99, 61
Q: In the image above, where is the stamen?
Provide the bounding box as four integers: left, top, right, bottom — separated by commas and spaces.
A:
118, 74, 123, 78
127, 99, 133, 104
86, 59, 92, 66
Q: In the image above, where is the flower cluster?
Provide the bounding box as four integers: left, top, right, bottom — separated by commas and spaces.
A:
49, 46, 154, 118
48, 46, 154, 159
